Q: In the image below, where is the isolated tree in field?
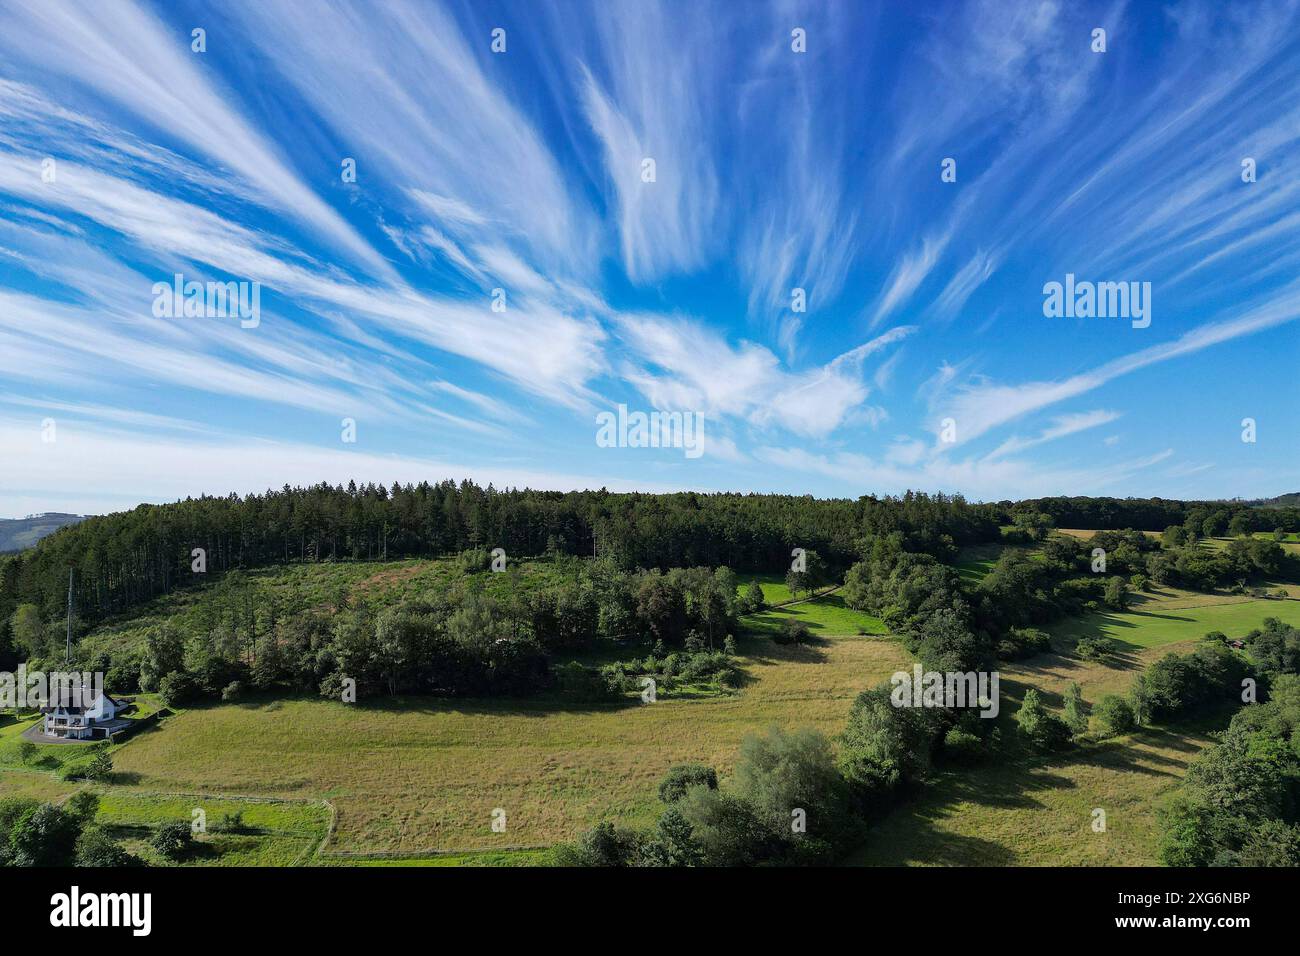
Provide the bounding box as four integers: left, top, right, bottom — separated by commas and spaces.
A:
1094, 695, 1136, 736
1103, 576, 1129, 611
83, 748, 113, 782
801, 549, 829, 590
17, 740, 36, 765
775, 618, 811, 645
151, 821, 194, 861
744, 579, 766, 613
1062, 682, 1089, 736
785, 549, 828, 601
1014, 688, 1071, 750
1075, 635, 1117, 661
785, 567, 809, 601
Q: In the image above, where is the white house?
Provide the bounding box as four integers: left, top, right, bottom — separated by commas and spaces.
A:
41, 691, 128, 740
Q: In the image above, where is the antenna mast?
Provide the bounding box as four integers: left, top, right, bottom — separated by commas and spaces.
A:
66, 566, 73, 665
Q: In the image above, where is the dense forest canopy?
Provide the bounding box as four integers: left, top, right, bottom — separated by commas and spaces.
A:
2, 481, 1298, 631
0, 482, 1002, 627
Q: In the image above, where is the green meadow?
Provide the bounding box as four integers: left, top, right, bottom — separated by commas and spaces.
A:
0, 767, 330, 866
1050, 594, 1300, 650
742, 593, 888, 637
954, 542, 1011, 584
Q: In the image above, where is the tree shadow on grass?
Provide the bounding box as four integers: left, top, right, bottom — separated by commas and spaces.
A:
848, 709, 1225, 866
732, 624, 833, 667
850, 767, 1064, 866
1051, 608, 1197, 654
1123, 609, 1197, 623
185, 839, 223, 862
852, 826, 1018, 867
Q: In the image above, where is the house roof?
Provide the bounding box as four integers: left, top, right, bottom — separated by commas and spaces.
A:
40, 690, 121, 715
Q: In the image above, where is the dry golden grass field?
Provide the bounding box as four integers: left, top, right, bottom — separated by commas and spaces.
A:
108, 630, 912, 855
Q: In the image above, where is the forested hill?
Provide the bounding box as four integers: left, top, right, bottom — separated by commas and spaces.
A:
1, 483, 998, 626
0, 512, 84, 553
2, 483, 1299, 631
1253, 493, 1300, 508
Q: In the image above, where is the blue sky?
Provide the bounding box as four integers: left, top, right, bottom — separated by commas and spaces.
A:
1, 0, 1298, 516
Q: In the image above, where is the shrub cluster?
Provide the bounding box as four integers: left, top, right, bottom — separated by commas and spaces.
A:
559, 726, 853, 866
1158, 674, 1300, 866
0, 794, 141, 867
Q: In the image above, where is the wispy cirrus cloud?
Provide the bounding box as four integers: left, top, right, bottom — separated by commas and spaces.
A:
934, 277, 1300, 448
1, 0, 1298, 512
618, 316, 914, 438
0, 0, 395, 280
985, 409, 1122, 460
577, 3, 722, 282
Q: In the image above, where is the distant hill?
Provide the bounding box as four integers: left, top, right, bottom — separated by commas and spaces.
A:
0, 512, 85, 552
1252, 494, 1300, 509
